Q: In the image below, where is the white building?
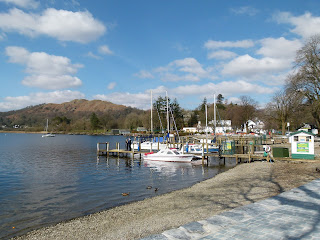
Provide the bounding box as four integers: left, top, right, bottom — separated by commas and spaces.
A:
182, 127, 197, 133
241, 120, 266, 133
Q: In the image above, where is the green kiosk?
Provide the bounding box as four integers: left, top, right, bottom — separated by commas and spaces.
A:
289, 131, 315, 160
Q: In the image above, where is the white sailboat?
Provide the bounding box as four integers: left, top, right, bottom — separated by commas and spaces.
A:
42, 119, 55, 137
132, 90, 167, 151
143, 92, 196, 162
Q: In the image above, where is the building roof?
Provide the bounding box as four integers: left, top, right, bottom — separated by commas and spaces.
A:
289, 130, 316, 136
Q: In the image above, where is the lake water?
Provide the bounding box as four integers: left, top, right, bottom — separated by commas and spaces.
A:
0, 133, 232, 239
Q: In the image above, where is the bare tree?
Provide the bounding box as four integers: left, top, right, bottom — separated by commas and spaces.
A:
267, 87, 300, 134
239, 96, 258, 133
289, 35, 320, 127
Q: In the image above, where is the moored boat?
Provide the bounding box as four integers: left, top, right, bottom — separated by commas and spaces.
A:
42, 119, 55, 137
183, 143, 219, 154
143, 148, 194, 162
42, 133, 55, 137
132, 139, 167, 151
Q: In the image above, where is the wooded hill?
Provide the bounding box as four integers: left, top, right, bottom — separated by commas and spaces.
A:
0, 99, 147, 132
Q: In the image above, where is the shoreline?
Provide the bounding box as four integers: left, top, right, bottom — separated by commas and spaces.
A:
14, 161, 320, 240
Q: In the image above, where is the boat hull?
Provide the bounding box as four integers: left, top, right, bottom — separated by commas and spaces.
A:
42, 133, 55, 137
143, 155, 194, 163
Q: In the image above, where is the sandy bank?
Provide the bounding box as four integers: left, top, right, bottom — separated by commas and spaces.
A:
14, 161, 320, 240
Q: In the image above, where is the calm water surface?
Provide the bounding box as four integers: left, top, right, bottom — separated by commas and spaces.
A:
0, 133, 232, 239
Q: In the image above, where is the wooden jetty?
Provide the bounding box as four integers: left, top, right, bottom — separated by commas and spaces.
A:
96, 141, 272, 166
97, 142, 149, 158
97, 134, 318, 165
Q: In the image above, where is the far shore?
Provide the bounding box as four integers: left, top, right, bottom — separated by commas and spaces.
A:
14, 160, 320, 240
0, 130, 109, 135
0, 130, 45, 134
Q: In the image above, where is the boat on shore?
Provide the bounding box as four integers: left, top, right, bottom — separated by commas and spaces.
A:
143, 148, 194, 162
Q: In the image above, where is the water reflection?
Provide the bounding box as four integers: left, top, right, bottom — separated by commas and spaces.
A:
0, 133, 232, 239
144, 161, 196, 176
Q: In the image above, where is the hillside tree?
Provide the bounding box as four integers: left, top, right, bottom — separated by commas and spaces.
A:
90, 113, 100, 131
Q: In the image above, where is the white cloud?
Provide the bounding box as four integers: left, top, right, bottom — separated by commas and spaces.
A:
170, 58, 207, 76
22, 75, 82, 89
0, 8, 106, 43
173, 81, 277, 98
0, 90, 85, 111
227, 97, 241, 104
207, 50, 237, 60
87, 51, 102, 60
204, 39, 255, 49
0, 0, 39, 9
221, 54, 291, 78
93, 86, 167, 110
266, 71, 292, 86
257, 37, 302, 59
173, 43, 190, 53
93, 81, 278, 110
134, 70, 154, 79
230, 6, 259, 16
154, 57, 212, 82
274, 11, 320, 38
160, 73, 200, 82
98, 45, 113, 55
107, 82, 116, 90
6, 46, 83, 89
0, 32, 5, 40
94, 92, 151, 109
204, 37, 300, 82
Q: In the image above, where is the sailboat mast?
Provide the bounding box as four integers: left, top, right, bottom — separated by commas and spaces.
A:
151, 91, 153, 134
214, 94, 216, 136
205, 103, 208, 143
166, 91, 169, 133
46, 119, 49, 132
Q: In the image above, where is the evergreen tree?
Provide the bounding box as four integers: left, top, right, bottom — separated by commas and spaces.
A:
90, 113, 100, 131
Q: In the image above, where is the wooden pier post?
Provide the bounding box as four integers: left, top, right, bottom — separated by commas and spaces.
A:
97, 143, 100, 155
107, 142, 109, 156
182, 138, 184, 154
202, 142, 205, 162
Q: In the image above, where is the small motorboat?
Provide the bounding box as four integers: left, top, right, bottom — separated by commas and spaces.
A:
143, 148, 194, 162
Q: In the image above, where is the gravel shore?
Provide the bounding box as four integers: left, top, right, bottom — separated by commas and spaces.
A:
14, 161, 320, 240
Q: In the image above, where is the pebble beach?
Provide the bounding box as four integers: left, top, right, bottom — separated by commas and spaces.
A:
13, 160, 320, 240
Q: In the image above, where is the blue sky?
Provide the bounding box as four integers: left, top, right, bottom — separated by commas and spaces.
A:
1, 0, 320, 112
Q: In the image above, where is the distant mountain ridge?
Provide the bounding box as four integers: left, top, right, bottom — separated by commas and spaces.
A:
0, 99, 145, 130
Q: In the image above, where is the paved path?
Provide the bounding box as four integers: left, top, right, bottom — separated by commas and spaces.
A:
141, 179, 320, 240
